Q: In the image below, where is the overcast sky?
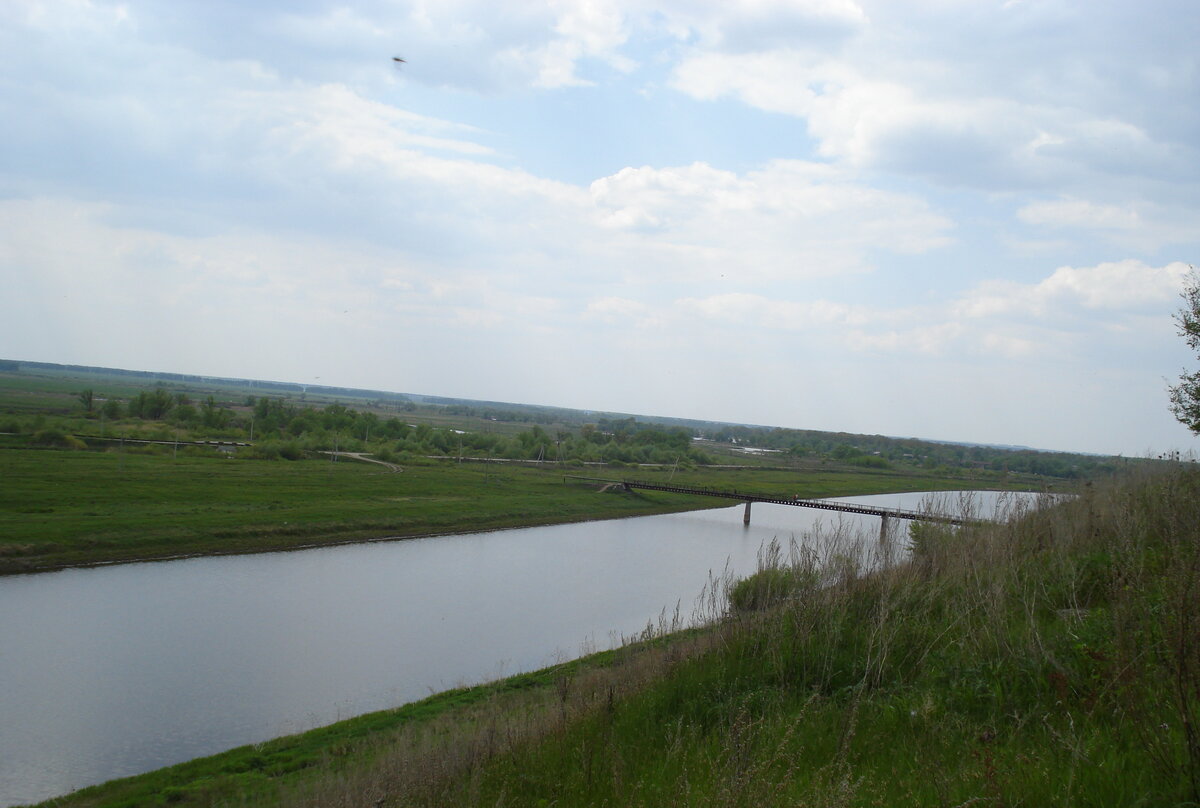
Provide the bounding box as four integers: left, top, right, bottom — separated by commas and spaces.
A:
2, 0, 1198, 456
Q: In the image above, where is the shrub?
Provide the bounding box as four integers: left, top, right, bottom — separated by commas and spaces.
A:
278, 442, 304, 461
30, 428, 87, 450
849, 454, 892, 469
244, 442, 281, 460
728, 567, 816, 613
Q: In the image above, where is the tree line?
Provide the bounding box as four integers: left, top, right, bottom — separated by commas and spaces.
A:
45, 386, 1139, 478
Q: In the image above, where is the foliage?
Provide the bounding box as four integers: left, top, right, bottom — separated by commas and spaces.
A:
906, 520, 956, 570
0, 364, 1142, 480
1168, 270, 1200, 434
727, 566, 816, 613
127, 387, 176, 420
29, 428, 86, 449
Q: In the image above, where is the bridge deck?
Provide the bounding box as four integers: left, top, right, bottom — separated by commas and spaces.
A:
567, 476, 974, 526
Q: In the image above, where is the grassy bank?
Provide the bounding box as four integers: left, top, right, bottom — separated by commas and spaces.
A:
23, 631, 718, 808
30, 464, 1200, 807
0, 445, 1000, 574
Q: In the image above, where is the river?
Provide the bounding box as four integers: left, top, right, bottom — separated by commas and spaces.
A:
0, 490, 1033, 806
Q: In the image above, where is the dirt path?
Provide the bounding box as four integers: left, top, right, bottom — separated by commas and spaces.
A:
320, 451, 403, 472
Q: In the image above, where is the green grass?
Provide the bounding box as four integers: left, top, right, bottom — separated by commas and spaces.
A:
0, 449, 686, 573
0, 445, 1005, 574
430, 467, 1196, 808
30, 465, 1200, 807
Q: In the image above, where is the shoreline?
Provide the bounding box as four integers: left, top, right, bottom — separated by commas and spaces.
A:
1, 498, 717, 578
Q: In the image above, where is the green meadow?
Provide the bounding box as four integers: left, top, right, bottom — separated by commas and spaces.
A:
0, 445, 1000, 574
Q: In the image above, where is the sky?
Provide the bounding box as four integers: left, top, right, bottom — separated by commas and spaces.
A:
2, 0, 1198, 457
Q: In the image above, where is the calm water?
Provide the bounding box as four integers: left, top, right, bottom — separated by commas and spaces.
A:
0, 490, 1032, 806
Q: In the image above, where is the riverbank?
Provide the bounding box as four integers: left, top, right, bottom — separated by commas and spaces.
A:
20, 629, 716, 808
27, 465, 1199, 807
0, 447, 1012, 575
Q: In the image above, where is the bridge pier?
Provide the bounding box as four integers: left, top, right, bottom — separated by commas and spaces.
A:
743, 501, 752, 525
879, 514, 890, 544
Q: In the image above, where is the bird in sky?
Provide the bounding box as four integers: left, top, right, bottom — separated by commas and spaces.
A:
392, 57, 406, 65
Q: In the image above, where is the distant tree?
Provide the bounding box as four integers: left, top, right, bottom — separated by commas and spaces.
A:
200, 396, 230, 429
360, 411, 380, 441
77, 389, 94, 412
172, 403, 198, 425
832, 444, 861, 461
1169, 270, 1200, 434
128, 388, 174, 420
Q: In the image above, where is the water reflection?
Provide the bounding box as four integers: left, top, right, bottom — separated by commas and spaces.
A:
0, 489, 1036, 806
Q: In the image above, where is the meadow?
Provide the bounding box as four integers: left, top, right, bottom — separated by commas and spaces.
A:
0, 443, 999, 575
1, 364, 1057, 574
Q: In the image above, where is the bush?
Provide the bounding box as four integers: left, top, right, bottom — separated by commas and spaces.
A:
30, 428, 87, 450
125, 443, 167, 455
849, 454, 892, 469
728, 567, 816, 613
245, 442, 280, 460
907, 521, 956, 574
246, 439, 305, 460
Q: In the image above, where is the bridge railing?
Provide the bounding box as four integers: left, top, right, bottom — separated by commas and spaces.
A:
610, 478, 976, 526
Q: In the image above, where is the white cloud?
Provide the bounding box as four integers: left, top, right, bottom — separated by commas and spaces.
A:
664, 0, 1200, 207
1018, 198, 1142, 231
588, 159, 952, 281
1016, 197, 1200, 251
1034, 260, 1192, 310
670, 48, 1187, 193
956, 260, 1191, 321
642, 260, 1195, 363
649, 0, 867, 51
675, 293, 866, 330
845, 321, 965, 356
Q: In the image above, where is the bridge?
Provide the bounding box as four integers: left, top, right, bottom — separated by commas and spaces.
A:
568, 476, 977, 537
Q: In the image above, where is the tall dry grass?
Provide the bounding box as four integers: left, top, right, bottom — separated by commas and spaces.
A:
210, 466, 1199, 807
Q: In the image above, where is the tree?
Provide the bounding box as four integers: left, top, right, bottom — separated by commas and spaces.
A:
128, 388, 174, 420
77, 389, 94, 412
1169, 271, 1200, 434
200, 396, 230, 429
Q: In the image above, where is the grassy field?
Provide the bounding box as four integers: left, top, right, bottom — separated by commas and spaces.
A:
30, 464, 1200, 807
0, 445, 1006, 575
